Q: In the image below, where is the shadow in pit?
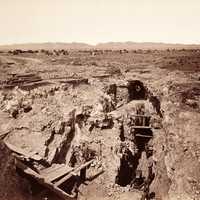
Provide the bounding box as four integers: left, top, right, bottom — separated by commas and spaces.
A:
115, 149, 140, 187
115, 129, 153, 188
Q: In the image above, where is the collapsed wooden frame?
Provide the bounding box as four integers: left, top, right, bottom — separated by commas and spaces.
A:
4, 140, 95, 200
15, 158, 95, 199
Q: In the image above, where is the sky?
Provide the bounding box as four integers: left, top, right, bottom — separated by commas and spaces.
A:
0, 0, 200, 45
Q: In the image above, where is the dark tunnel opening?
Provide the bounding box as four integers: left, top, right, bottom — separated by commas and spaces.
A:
115, 148, 137, 187
127, 80, 147, 101
116, 128, 153, 188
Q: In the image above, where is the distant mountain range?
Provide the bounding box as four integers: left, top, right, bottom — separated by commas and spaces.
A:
0, 42, 200, 50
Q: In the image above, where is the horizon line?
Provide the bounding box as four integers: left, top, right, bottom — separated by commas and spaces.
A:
1, 41, 200, 46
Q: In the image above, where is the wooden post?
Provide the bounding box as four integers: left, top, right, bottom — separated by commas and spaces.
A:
55, 159, 94, 187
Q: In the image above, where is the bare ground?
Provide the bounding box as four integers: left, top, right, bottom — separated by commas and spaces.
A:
0, 49, 200, 200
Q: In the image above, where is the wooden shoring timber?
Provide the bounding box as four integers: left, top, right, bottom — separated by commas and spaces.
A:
55, 159, 95, 187
59, 78, 88, 85
135, 134, 153, 138
92, 74, 111, 78
132, 115, 151, 126
132, 126, 152, 129
131, 114, 151, 117
15, 159, 76, 200
40, 164, 74, 182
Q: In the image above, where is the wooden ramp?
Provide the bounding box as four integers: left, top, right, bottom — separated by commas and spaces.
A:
15, 158, 95, 200
5, 141, 95, 199
16, 159, 76, 200
40, 164, 73, 182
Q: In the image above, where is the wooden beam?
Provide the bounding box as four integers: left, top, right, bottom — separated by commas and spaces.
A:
135, 134, 153, 138
55, 159, 95, 187
131, 114, 151, 117
41, 164, 73, 182
16, 159, 76, 200
132, 126, 152, 129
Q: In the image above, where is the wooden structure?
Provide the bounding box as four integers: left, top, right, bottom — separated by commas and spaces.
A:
16, 157, 94, 199
132, 114, 153, 138
4, 141, 95, 200
16, 159, 77, 199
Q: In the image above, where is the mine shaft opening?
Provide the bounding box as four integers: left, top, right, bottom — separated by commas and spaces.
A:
116, 128, 153, 188
127, 80, 147, 101
115, 148, 136, 187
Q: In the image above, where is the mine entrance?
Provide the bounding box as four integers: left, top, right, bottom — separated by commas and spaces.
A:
127, 80, 147, 101
116, 130, 153, 188
116, 107, 153, 188
115, 80, 162, 197
115, 148, 136, 186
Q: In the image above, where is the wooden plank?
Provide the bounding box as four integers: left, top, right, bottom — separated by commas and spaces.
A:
16, 159, 76, 199
9, 78, 42, 84
41, 164, 73, 182
41, 164, 66, 176
55, 159, 95, 187
135, 134, 153, 138
92, 74, 110, 78
131, 114, 151, 117
46, 167, 73, 182
142, 118, 144, 126
59, 79, 88, 84
132, 126, 152, 129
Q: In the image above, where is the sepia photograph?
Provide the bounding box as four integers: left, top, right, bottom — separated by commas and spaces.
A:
0, 1, 200, 200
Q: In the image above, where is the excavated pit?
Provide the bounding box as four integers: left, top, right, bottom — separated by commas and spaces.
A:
0, 78, 164, 200
113, 81, 162, 200
0, 49, 199, 200
115, 129, 154, 187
